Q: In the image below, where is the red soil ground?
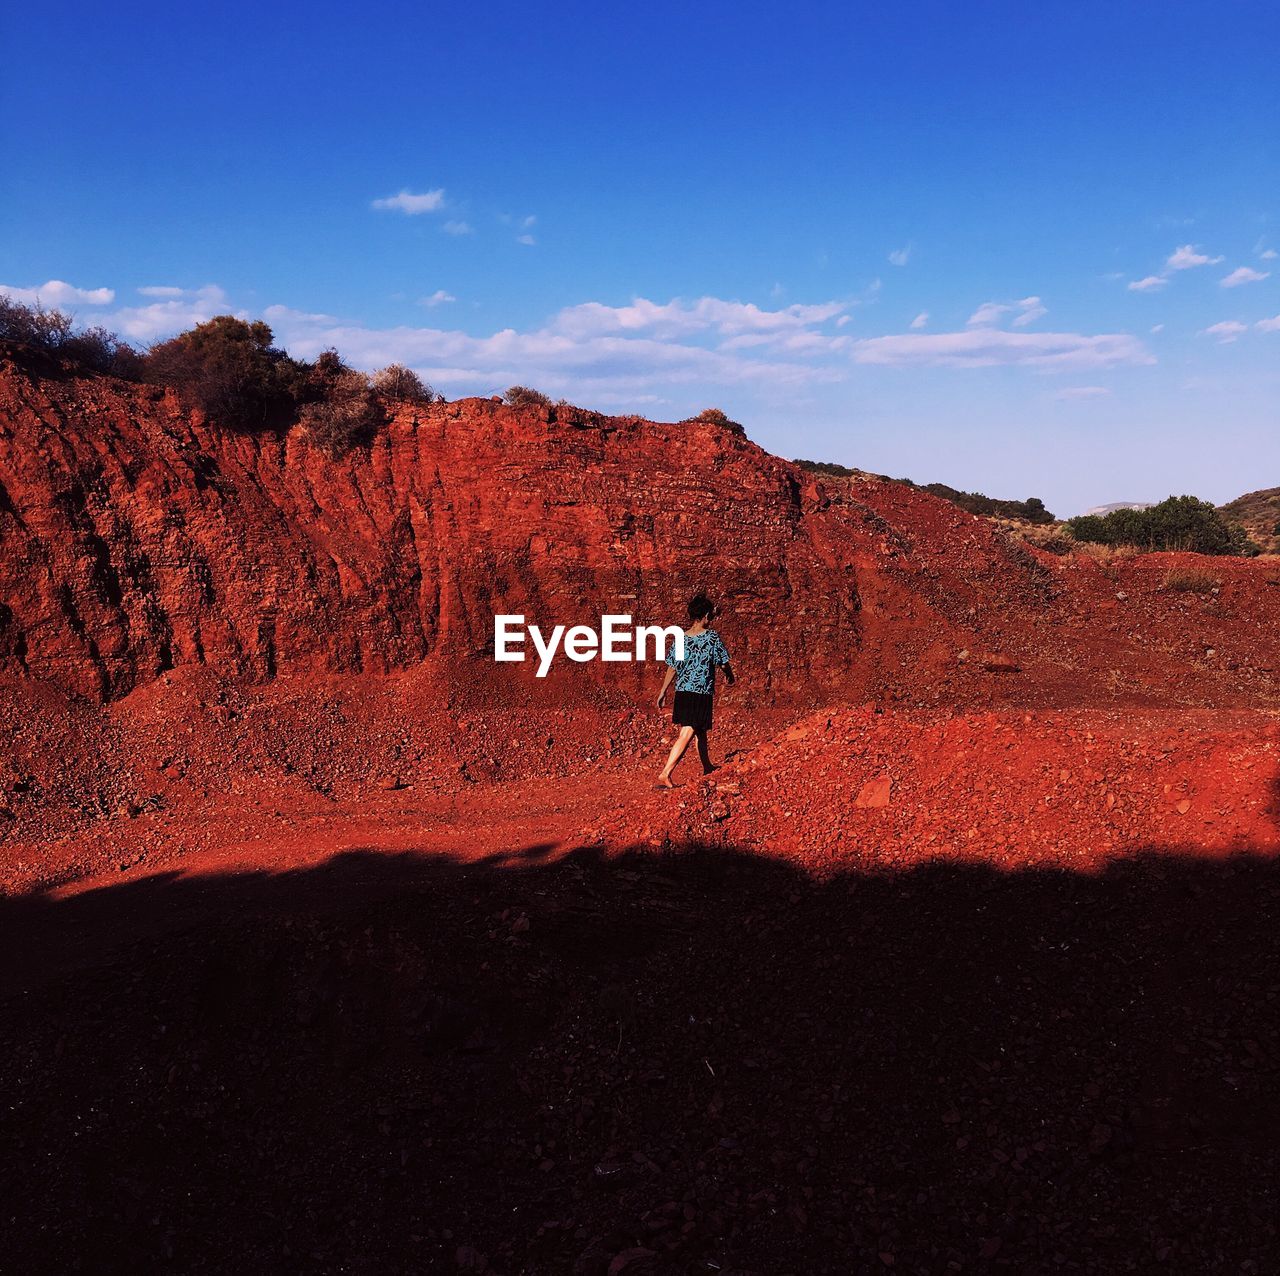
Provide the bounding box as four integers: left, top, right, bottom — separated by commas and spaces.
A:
2, 353, 1280, 1272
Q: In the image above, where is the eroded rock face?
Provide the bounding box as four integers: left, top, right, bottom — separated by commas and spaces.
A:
0, 357, 1035, 703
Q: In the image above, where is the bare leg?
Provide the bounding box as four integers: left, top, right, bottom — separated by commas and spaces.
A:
695, 729, 716, 774
657, 725, 696, 787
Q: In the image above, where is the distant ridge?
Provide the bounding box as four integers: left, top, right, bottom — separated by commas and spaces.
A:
1082, 501, 1155, 516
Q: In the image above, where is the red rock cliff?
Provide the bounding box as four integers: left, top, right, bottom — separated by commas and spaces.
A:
0, 357, 1049, 703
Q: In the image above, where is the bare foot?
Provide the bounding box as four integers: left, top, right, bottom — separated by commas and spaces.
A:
655, 775, 675, 789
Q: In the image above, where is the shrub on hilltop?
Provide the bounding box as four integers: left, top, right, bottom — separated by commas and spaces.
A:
918, 483, 1055, 524
1066, 495, 1256, 556
793, 458, 857, 478
689, 407, 745, 435
371, 364, 438, 404
503, 385, 551, 408
0, 296, 141, 377
143, 316, 304, 428
296, 351, 385, 456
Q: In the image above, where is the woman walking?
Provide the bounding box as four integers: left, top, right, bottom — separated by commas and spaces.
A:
654, 593, 734, 788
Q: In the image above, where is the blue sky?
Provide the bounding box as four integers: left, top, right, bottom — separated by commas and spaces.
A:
3, 0, 1277, 515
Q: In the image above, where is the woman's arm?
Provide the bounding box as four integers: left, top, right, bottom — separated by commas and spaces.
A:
656, 666, 676, 707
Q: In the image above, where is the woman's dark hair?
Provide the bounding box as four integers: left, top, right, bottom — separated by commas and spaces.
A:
687, 593, 715, 621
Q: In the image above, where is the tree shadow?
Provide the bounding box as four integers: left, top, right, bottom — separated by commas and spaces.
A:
3, 838, 1280, 1274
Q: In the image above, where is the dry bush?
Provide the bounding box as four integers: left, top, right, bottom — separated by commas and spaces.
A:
503, 385, 551, 408
0, 297, 141, 376
690, 407, 745, 435
1160, 568, 1222, 594
300, 369, 385, 456
371, 364, 436, 404
0, 297, 74, 350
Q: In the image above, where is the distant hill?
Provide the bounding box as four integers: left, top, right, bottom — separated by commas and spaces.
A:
1082, 501, 1155, 516
1219, 487, 1280, 554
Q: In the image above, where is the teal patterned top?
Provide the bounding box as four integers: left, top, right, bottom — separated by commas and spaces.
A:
665, 629, 731, 695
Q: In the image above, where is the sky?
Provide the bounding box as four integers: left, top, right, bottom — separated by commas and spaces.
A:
2, 0, 1277, 517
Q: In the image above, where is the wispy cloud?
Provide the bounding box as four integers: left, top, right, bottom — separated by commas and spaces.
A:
1010, 295, 1047, 327
420, 290, 456, 307
1057, 386, 1111, 400
552, 296, 847, 342
1256, 315, 1280, 334
887, 243, 912, 267
516, 233, 536, 246
1200, 320, 1247, 343
0, 279, 114, 306
851, 328, 1151, 370
1221, 266, 1270, 288
909, 311, 928, 330
1262, 249, 1279, 262
442, 220, 474, 236
967, 296, 1047, 327
1166, 244, 1223, 271
1126, 244, 1225, 294
137, 285, 186, 298
372, 189, 447, 215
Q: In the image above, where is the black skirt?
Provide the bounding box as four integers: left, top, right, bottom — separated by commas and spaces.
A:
672, 690, 713, 732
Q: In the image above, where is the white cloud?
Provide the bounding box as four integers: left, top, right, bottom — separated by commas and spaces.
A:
109, 285, 233, 341
1255, 315, 1280, 333
0, 279, 114, 306
967, 296, 1047, 327
1220, 266, 1270, 288
909, 311, 928, 330
264, 303, 837, 399
1261, 248, 1279, 262
1057, 386, 1111, 400
137, 285, 186, 298
372, 189, 446, 215
516, 233, 536, 246
442, 220, 474, 236
1127, 275, 1168, 293
420, 290, 456, 307
887, 244, 912, 267
1166, 244, 1223, 271
1150, 323, 1165, 333
851, 328, 1152, 370
1200, 320, 1247, 343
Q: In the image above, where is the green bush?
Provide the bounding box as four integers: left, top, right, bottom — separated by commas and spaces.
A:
144, 316, 303, 427
1066, 496, 1253, 556
921, 483, 1055, 524
793, 458, 856, 477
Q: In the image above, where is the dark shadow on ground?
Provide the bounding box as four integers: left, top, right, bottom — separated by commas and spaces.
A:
3, 841, 1280, 1274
